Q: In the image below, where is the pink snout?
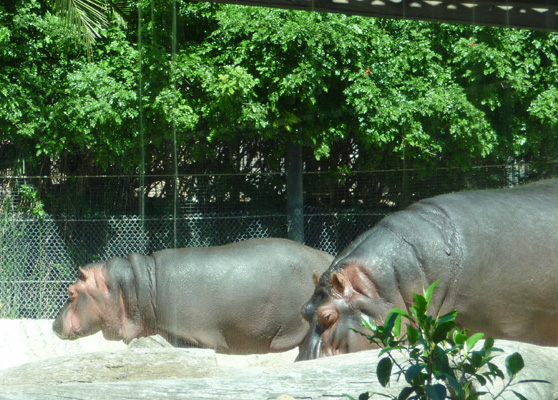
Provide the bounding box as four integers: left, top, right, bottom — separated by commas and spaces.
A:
52, 306, 83, 339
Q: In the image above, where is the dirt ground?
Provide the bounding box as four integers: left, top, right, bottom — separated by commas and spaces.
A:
0, 319, 298, 371
1, 319, 556, 399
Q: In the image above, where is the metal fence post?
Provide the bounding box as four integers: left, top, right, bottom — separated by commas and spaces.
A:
286, 141, 304, 243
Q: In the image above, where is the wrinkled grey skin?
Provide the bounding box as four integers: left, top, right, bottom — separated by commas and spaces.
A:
53, 238, 333, 354
298, 179, 558, 360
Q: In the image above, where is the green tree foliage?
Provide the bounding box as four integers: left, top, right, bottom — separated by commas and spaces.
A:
451, 27, 558, 162
1, 0, 138, 175
2, 0, 558, 178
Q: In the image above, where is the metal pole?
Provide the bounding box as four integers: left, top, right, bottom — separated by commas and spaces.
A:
286, 141, 304, 243
138, 0, 145, 228
172, 0, 178, 249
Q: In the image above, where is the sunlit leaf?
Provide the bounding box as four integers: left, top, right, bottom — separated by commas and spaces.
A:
424, 280, 439, 306
465, 332, 484, 353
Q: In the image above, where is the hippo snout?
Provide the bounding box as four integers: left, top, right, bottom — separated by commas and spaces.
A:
52, 316, 69, 339
296, 330, 322, 361
52, 309, 71, 339
52, 305, 83, 340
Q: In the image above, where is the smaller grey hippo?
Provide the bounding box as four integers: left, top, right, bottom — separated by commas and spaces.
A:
53, 238, 333, 354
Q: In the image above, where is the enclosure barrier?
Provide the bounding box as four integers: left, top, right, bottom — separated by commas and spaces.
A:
0, 163, 542, 318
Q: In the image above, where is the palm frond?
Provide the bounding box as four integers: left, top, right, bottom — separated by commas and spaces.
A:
109, 0, 135, 28
55, 0, 132, 58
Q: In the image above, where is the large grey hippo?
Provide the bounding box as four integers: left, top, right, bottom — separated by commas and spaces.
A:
297, 179, 558, 360
53, 238, 333, 354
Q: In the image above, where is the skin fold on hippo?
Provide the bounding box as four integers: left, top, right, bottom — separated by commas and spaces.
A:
297, 179, 558, 361
53, 238, 333, 354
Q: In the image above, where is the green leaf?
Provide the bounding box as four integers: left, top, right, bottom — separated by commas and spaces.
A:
475, 374, 487, 386
488, 362, 505, 380
379, 345, 404, 357
392, 314, 402, 338
483, 337, 495, 351
432, 321, 455, 343
361, 315, 378, 334
462, 362, 476, 375
453, 330, 467, 345
425, 384, 447, 400
377, 357, 393, 387
424, 280, 440, 307
506, 352, 525, 377
407, 325, 419, 345
383, 312, 400, 339
432, 345, 451, 374
443, 373, 461, 393
389, 308, 413, 320
405, 364, 424, 384
515, 379, 551, 384
437, 310, 458, 325
409, 347, 421, 360
397, 387, 415, 400
511, 390, 528, 400
465, 332, 484, 353
470, 351, 483, 369
411, 292, 427, 317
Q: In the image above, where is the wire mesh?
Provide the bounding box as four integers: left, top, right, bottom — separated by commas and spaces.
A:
0, 163, 549, 319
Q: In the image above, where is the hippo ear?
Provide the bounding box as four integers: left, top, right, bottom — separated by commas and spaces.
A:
79, 267, 97, 283
312, 270, 321, 286
331, 264, 379, 300
78, 268, 87, 281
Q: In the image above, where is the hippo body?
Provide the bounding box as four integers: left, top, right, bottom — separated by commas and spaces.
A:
53, 238, 333, 354
298, 179, 558, 360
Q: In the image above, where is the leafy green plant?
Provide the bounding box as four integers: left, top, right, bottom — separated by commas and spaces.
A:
345, 280, 548, 400
18, 184, 46, 217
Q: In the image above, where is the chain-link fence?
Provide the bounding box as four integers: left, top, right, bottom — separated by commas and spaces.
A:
0, 210, 383, 318
0, 162, 550, 319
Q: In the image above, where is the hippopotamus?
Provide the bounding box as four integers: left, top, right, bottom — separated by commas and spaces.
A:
53, 238, 333, 354
297, 179, 558, 360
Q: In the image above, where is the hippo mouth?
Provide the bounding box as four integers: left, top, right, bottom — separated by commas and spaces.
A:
52, 320, 77, 340
296, 334, 345, 361
52, 308, 85, 340
296, 330, 325, 361
323, 346, 342, 357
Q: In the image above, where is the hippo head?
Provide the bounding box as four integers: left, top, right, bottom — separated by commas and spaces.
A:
296, 263, 394, 361
53, 263, 123, 341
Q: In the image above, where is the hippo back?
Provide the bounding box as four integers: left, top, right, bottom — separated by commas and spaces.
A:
148, 238, 333, 353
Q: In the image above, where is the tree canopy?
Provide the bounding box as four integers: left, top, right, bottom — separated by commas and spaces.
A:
2, 0, 558, 179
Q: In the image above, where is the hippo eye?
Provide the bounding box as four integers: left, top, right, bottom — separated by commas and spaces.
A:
317, 308, 338, 328
68, 289, 77, 300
